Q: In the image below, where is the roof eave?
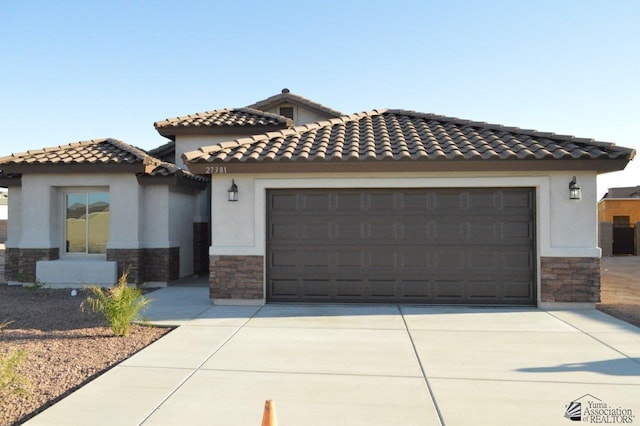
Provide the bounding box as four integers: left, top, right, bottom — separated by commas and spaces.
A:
184, 158, 632, 175
155, 123, 291, 140
0, 175, 21, 187
136, 174, 208, 190
0, 163, 145, 174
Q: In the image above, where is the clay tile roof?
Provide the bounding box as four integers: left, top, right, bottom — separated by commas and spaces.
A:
0, 138, 207, 183
183, 110, 635, 167
248, 88, 343, 118
154, 107, 292, 131
0, 138, 148, 166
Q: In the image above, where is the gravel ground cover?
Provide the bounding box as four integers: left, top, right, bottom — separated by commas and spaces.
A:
0, 285, 170, 426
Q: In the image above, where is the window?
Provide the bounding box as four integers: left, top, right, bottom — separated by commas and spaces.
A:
279, 106, 294, 120
66, 192, 109, 254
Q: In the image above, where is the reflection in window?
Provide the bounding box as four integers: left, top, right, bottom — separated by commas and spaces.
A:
66, 192, 109, 254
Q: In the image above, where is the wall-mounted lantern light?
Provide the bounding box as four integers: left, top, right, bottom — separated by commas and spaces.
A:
569, 176, 581, 200
228, 179, 238, 202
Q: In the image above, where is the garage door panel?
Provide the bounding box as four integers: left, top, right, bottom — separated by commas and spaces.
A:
270, 193, 298, 211
435, 281, 465, 299
270, 279, 298, 297
301, 193, 331, 211
469, 281, 499, 299
267, 188, 535, 304
336, 250, 364, 267
370, 280, 397, 297
271, 250, 298, 268
334, 192, 365, 210
302, 250, 331, 268
402, 281, 430, 298
303, 280, 332, 297
334, 280, 364, 297
301, 222, 332, 240
503, 281, 534, 299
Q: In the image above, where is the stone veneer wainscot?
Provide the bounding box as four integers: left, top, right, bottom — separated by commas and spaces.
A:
540, 257, 600, 302
5, 248, 59, 283
209, 255, 264, 300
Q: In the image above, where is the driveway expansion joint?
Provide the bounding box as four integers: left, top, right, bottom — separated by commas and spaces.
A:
399, 305, 445, 426
138, 304, 265, 424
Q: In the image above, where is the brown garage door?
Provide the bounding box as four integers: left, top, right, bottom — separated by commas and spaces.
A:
266, 188, 535, 305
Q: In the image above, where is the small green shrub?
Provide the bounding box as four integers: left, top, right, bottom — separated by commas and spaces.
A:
24, 279, 45, 292
0, 320, 13, 331
83, 268, 152, 337
0, 350, 30, 401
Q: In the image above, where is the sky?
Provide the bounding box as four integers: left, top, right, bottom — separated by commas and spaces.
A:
1, 0, 638, 198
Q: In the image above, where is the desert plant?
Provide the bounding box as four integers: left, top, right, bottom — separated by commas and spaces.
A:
0, 350, 30, 401
83, 268, 152, 337
0, 320, 13, 331
24, 279, 45, 292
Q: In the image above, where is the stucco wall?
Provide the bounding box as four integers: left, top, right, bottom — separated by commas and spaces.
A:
209, 170, 600, 303
168, 187, 197, 276
9, 173, 201, 285
14, 174, 139, 250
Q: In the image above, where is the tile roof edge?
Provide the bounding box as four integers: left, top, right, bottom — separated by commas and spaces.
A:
383, 109, 630, 152
0, 138, 114, 164
153, 107, 292, 128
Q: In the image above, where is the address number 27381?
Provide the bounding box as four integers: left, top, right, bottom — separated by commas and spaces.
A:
205, 166, 227, 174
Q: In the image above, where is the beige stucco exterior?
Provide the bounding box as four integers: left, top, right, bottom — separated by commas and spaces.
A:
207, 170, 599, 305
6, 173, 201, 286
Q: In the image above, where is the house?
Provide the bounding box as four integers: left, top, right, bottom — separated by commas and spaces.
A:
598, 186, 640, 256
0, 89, 634, 307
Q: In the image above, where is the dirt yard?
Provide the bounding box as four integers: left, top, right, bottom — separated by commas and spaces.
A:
0, 285, 169, 426
597, 256, 640, 328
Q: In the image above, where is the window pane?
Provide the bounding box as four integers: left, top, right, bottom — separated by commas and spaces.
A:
88, 192, 109, 254
66, 194, 87, 253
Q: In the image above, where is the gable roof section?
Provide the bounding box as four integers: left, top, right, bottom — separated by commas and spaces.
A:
183, 109, 634, 174
154, 107, 293, 140
248, 88, 343, 118
0, 138, 207, 188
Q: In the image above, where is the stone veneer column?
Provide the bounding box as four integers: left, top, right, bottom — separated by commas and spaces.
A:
107, 249, 144, 285
540, 257, 600, 303
6, 248, 59, 282
143, 247, 180, 282
209, 255, 264, 300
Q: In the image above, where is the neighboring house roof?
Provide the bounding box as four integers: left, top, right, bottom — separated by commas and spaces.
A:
0, 138, 207, 188
248, 88, 343, 118
154, 107, 293, 140
183, 109, 634, 174
601, 186, 640, 199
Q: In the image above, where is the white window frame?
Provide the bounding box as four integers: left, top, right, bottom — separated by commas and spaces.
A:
62, 187, 110, 259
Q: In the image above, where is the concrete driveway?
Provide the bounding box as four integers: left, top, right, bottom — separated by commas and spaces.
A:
27, 288, 640, 425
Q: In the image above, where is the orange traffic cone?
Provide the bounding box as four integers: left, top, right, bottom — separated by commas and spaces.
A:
261, 399, 277, 426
